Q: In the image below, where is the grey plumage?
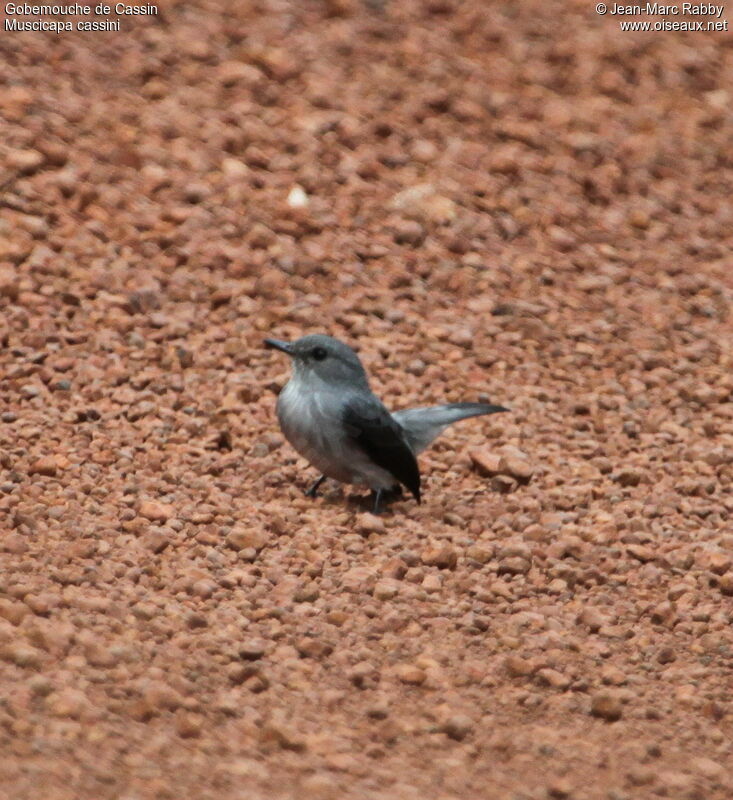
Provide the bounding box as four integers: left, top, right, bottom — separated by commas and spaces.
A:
265, 334, 508, 511
393, 402, 506, 455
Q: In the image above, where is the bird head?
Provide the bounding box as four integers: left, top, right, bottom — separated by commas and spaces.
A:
264, 334, 370, 389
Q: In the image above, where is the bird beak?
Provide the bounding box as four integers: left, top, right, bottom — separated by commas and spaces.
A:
264, 338, 293, 355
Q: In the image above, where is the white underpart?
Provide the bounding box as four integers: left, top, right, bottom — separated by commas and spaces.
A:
276, 378, 397, 491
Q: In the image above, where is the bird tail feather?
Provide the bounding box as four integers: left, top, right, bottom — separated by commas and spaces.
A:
393, 402, 508, 454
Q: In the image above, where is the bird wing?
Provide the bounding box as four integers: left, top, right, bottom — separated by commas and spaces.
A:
342, 395, 421, 502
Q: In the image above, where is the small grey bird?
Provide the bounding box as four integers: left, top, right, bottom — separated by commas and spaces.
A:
264, 334, 508, 513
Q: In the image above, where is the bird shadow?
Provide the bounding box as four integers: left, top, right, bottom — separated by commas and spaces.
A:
311, 484, 406, 515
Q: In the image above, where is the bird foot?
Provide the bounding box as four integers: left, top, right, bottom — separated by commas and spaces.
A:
305, 475, 326, 498
369, 485, 403, 515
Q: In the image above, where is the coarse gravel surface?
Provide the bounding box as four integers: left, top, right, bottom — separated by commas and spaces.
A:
1, 2, 733, 799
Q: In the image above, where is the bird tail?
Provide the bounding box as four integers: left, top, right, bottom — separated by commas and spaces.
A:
392, 402, 509, 454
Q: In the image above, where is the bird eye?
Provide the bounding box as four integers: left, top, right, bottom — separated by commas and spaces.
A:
311, 347, 328, 361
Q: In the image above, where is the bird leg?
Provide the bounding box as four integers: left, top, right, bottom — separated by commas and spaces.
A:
305, 475, 326, 498
371, 489, 384, 515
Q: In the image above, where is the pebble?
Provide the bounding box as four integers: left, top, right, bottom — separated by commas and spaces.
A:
239, 639, 267, 661
175, 710, 204, 738
0, 599, 30, 626
295, 637, 333, 659
373, 579, 400, 600
439, 714, 473, 741
139, 500, 174, 522
395, 665, 427, 685
260, 720, 307, 752
286, 185, 309, 209
46, 688, 91, 719
420, 545, 458, 569
28, 457, 58, 477
141, 528, 170, 553
355, 513, 386, 536
614, 469, 642, 487
226, 527, 267, 551
7, 148, 45, 174
392, 219, 426, 246
1, 643, 42, 668
590, 692, 623, 721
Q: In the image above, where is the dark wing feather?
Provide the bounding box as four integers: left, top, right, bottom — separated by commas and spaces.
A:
342, 396, 421, 503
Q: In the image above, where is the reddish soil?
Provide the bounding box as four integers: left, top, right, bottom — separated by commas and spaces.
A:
1, 2, 733, 798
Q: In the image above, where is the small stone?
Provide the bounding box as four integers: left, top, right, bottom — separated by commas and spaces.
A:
468, 449, 503, 476
614, 469, 641, 487
340, 566, 377, 593
261, 720, 307, 752
28, 675, 54, 697
700, 551, 731, 575
373, 579, 400, 600
293, 582, 320, 602
175, 710, 203, 738
192, 579, 217, 600
2, 642, 42, 668
185, 612, 208, 629
497, 557, 531, 575
380, 557, 407, 580
29, 457, 58, 477
392, 219, 426, 246
141, 528, 170, 553
226, 526, 267, 552
348, 661, 379, 689
46, 688, 91, 719
498, 453, 535, 482
3, 534, 28, 555
600, 666, 627, 686
691, 756, 725, 781
536, 668, 571, 690
8, 148, 45, 175
626, 544, 655, 563
84, 642, 119, 669
295, 637, 333, 659
355, 513, 386, 536
577, 608, 607, 633
366, 700, 390, 719
389, 183, 457, 223
658, 771, 695, 794
626, 767, 654, 786
718, 575, 733, 596
139, 500, 174, 522
395, 664, 426, 685
0, 599, 30, 626
491, 475, 518, 494
439, 714, 473, 741
299, 773, 340, 799
465, 544, 494, 564
657, 647, 676, 664
286, 185, 308, 208
505, 656, 537, 678
239, 639, 267, 661
547, 778, 573, 799
590, 691, 623, 721
420, 545, 458, 569
226, 663, 257, 685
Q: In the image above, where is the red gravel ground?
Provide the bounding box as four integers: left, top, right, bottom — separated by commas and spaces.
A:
2, 2, 733, 798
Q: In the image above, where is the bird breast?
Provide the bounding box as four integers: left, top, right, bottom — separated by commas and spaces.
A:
276, 380, 349, 480
275, 379, 396, 490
